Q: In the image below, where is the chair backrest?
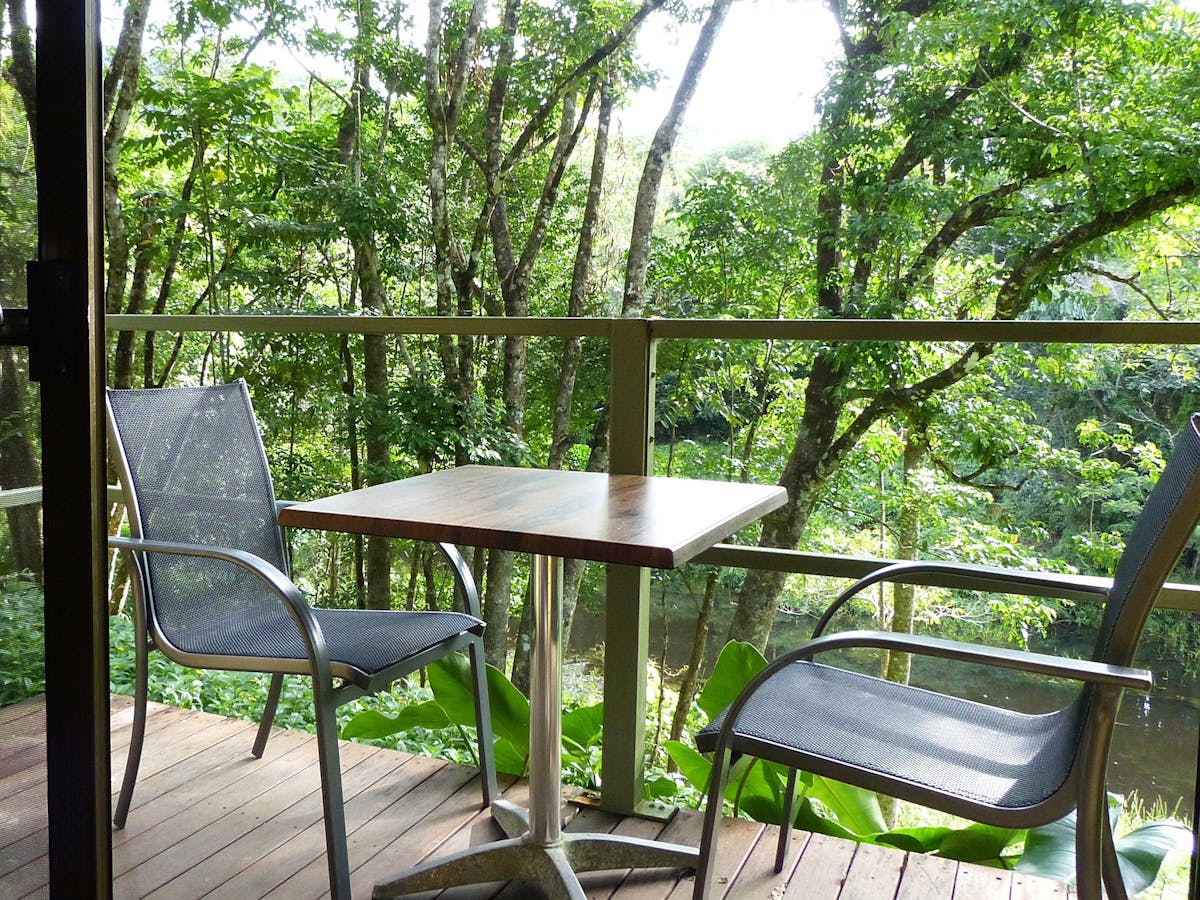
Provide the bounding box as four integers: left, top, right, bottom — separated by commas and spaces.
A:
107, 382, 290, 655
1093, 414, 1200, 666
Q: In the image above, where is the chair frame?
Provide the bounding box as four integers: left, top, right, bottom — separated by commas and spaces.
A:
694, 410, 1200, 900
107, 385, 497, 900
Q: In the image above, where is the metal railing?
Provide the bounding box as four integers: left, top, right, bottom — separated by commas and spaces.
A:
9, 312, 1200, 814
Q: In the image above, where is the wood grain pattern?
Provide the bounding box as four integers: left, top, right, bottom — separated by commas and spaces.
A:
280, 466, 787, 569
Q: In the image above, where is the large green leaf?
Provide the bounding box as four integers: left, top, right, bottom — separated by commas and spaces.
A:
697, 641, 767, 721
791, 795, 861, 841
1017, 805, 1190, 893
664, 739, 713, 794
492, 737, 528, 777
341, 701, 450, 739
876, 826, 955, 854
561, 702, 603, 751
426, 655, 478, 725
932, 823, 1022, 866
1111, 820, 1192, 893
805, 774, 887, 837
483, 664, 531, 756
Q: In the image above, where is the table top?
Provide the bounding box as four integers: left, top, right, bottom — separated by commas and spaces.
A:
280, 465, 787, 569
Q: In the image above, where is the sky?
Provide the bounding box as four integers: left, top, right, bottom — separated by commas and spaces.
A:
615, 0, 840, 153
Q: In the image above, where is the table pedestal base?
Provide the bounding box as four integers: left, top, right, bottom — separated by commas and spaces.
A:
372, 800, 698, 900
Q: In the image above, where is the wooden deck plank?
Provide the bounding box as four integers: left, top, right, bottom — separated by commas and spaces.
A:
718, 824, 807, 899
278, 759, 487, 899
894, 848, 958, 900
114, 739, 326, 891
782, 831, 856, 899
840, 841, 906, 900
202, 748, 415, 899
143, 742, 383, 899
112, 728, 309, 845
1011, 870, 1068, 899
953, 861, 1013, 899
0, 699, 1075, 900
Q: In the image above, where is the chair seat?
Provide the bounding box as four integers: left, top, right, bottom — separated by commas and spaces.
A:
696, 660, 1084, 810
162, 606, 484, 686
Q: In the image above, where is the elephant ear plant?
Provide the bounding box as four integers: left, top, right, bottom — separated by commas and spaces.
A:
664, 641, 1189, 890
342, 653, 606, 786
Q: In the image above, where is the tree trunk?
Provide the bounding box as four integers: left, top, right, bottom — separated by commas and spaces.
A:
669, 568, 718, 755
883, 438, 924, 685
623, 0, 733, 314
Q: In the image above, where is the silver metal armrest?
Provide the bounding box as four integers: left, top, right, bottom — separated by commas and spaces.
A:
813, 559, 1112, 637
108, 534, 331, 674
435, 542, 483, 619
790, 629, 1152, 691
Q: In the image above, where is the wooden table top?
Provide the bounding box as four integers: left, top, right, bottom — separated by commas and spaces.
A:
280, 465, 787, 569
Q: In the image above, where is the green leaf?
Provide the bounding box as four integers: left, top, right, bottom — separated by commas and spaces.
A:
876, 826, 955, 854
484, 664, 531, 757
792, 795, 861, 841
1016, 815, 1075, 882
933, 823, 1022, 865
664, 740, 713, 794
697, 641, 767, 721
426, 655, 478, 726
805, 775, 887, 837
1111, 820, 1191, 895
341, 701, 449, 739
562, 702, 603, 750
492, 737, 528, 777
1017, 807, 1189, 893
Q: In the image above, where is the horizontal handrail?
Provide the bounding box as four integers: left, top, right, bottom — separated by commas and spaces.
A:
9, 483, 1194, 613
694, 544, 1200, 614
105, 314, 1200, 345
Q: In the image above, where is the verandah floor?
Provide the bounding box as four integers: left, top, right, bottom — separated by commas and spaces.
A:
0, 695, 1071, 899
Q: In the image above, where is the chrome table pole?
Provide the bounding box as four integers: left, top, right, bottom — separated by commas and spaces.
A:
374, 555, 697, 900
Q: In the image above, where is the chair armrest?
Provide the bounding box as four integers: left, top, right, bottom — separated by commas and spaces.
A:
434, 542, 483, 619
108, 535, 333, 676
812, 560, 1111, 637
780, 629, 1152, 692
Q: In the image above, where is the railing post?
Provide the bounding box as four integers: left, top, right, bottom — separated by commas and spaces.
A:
602, 318, 657, 815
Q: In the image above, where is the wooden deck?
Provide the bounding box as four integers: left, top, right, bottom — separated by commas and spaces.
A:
0, 695, 1071, 899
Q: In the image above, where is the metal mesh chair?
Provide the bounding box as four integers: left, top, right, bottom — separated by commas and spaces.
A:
107, 381, 497, 900
693, 414, 1200, 900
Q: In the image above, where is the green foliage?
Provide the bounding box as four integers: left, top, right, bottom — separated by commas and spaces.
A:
342, 653, 608, 783
0, 576, 43, 705
1017, 799, 1190, 893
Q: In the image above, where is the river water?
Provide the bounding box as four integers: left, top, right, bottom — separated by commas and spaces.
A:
570, 595, 1199, 820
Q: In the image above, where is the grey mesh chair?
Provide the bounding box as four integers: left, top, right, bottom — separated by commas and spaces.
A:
107, 381, 497, 900
693, 414, 1200, 900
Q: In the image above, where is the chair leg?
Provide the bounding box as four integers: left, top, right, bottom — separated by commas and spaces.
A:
693, 748, 734, 900
252, 672, 285, 758
1101, 801, 1129, 900
775, 767, 798, 873
1075, 790, 1106, 900
468, 637, 498, 805
113, 638, 151, 829
313, 680, 353, 900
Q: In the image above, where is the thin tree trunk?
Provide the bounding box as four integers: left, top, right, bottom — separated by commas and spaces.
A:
622, 0, 733, 314
883, 439, 924, 684
669, 568, 718, 757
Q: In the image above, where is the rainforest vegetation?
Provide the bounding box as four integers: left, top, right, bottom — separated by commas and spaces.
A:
2, 0, 1200, 869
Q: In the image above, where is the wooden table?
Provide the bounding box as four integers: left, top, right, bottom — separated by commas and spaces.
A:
280, 465, 787, 900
